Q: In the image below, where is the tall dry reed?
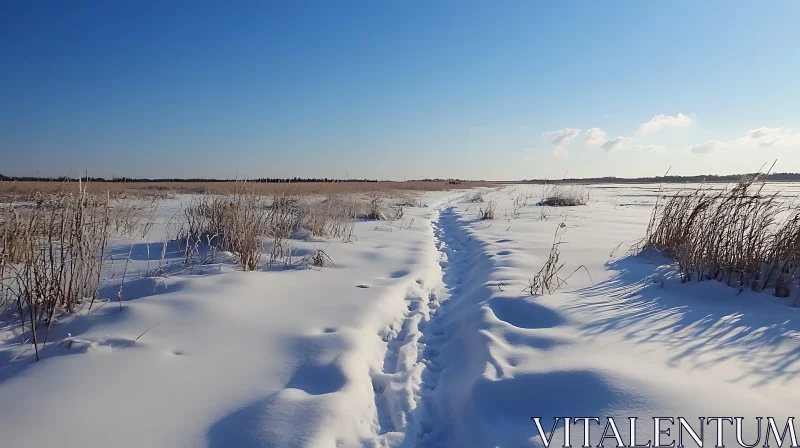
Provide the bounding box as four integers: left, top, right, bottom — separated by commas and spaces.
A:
0, 184, 113, 360
643, 175, 800, 299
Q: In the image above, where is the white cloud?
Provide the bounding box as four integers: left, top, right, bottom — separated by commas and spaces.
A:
542, 128, 581, 157
691, 140, 728, 154
542, 128, 581, 146
601, 136, 633, 152
638, 113, 695, 135
690, 127, 800, 155
632, 144, 667, 153
584, 128, 608, 146
737, 127, 799, 147
548, 126, 655, 154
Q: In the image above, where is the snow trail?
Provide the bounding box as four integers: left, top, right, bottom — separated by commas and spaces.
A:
411, 206, 471, 447
365, 198, 475, 447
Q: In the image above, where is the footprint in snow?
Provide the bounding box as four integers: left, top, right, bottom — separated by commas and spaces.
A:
390, 269, 410, 279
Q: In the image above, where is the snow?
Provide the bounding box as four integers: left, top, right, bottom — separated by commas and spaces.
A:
2, 184, 800, 447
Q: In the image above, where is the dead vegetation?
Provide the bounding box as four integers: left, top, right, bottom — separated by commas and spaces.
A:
304, 249, 335, 269
642, 173, 800, 300
0, 180, 492, 200
362, 196, 387, 221
178, 193, 269, 271
0, 185, 116, 360
478, 200, 496, 220
466, 191, 485, 203
537, 184, 588, 207
525, 223, 567, 295
0, 179, 427, 361
513, 192, 535, 208
174, 189, 401, 270
394, 195, 427, 208
524, 222, 591, 295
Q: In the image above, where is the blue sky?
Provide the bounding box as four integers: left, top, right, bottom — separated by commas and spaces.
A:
2, 1, 799, 180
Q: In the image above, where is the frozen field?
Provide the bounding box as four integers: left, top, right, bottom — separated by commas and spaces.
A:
2, 183, 800, 447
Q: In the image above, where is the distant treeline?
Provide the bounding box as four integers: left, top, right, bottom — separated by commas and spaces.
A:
0, 175, 473, 183
5, 173, 798, 184
0, 175, 383, 183
517, 173, 800, 184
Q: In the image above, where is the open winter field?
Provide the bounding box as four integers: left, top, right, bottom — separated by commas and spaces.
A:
2, 182, 800, 447
5, 0, 800, 446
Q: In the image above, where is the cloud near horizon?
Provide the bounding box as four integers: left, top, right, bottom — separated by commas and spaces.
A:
542, 128, 581, 156
692, 127, 799, 154
541, 117, 794, 159
542, 128, 581, 146
584, 128, 607, 146
601, 136, 633, 152
691, 140, 728, 154
740, 127, 799, 147
633, 144, 667, 153
545, 125, 661, 156
584, 127, 640, 153
638, 113, 695, 136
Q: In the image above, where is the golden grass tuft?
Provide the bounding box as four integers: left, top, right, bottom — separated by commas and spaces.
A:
538, 185, 588, 207
642, 174, 800, 299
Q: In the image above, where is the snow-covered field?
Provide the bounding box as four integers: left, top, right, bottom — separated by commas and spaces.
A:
2, 184, 800, 448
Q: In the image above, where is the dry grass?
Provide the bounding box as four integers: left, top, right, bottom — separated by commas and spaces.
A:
0, 180, 492, 201
362, 196, 387, 221
0, 186, 115, 360
513, 192, 535, 208
174, 188, 404, 270
304, 195, 360, 241
525, 222, 566, 295
304, 249, 335, 269
393, 195, 428, 208
478, 200, 496, 220
642, 174, 800, 299
524, 222, 591, 295
0, 179, 469, 361
538, 184, 588, 207
178, 193, 270, 271
466, 191, 485, 203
